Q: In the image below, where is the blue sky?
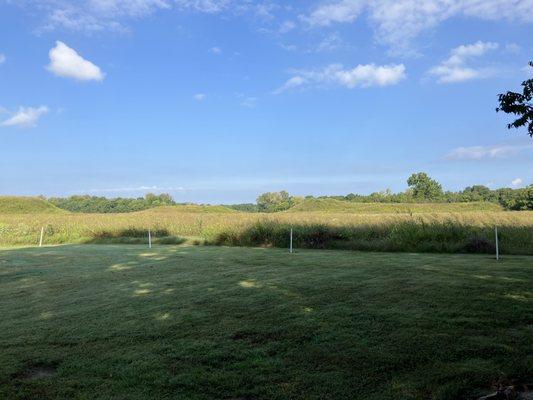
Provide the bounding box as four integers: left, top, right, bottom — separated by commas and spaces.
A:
1, 0, 532, 203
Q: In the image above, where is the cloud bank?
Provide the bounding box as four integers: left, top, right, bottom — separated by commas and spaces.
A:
276, 63, 406, 93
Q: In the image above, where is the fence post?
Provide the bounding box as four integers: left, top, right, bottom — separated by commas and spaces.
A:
39, 226, 44, 247
495, 226, 499, 261
148, 229, 152, 249
289, 228, 293, 254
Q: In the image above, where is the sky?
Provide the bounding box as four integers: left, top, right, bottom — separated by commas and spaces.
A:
0, 0, 532, 204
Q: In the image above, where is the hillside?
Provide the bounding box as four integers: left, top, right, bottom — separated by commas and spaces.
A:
287, 198, 503, 213
0, 196, 66, 214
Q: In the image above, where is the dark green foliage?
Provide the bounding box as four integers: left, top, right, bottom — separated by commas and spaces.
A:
338, 183, 532, 211
497, 186, 533, 210
497, 61, 533, 137
49, 193, 175, 213
1, 245, 532, 399
212, 220, 533, 255
224, 203, 260, 212
407, 172, 444, 201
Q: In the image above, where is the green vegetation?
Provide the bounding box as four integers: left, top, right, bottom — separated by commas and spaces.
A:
1, 208, 532, 255
407, 172, 444, 201
48, 193, 176, 213
252, 174, 532, 213
287, 198, 503, 213
32, 172, 533, 215
224, 203, 260, 212
257, 190, 299, 212
497, 61, 533, 137
147, 205, 236, 214
0, 245, 531, 399
0, 197, 65, 214
213, 219, 533, 254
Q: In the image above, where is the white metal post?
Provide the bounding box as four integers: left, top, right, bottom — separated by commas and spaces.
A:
39, 226, 44, 247
495, 226, 499, 261
289, 228, 293, 254
148, 229, 152, 249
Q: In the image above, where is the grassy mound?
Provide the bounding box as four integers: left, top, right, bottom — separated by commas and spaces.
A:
288, 198, 503, 213
0, 197, 66, 214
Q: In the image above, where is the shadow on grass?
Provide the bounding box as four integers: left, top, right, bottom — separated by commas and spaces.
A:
208, 220, 533, 255
82, 228, 186, 245
1, 244, 532, 399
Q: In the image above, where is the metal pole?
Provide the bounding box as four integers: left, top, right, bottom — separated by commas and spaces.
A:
289, 228, 293, 254
148, 229, 152, 249
39, 227, 44, 247
495, 226, 499, 261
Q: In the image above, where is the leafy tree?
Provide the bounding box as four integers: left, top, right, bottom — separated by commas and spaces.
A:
145, 193, 174, 206
256, 191, 294, 212
461, 185, 496, 202
496, 61, 533, 137
407, 172, 444, 201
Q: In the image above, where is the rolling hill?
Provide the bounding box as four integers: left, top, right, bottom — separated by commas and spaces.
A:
287, 198, 503, 213
0, 196, 67, 214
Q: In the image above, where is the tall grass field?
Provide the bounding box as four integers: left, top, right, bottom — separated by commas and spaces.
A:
1, 199, 532, 254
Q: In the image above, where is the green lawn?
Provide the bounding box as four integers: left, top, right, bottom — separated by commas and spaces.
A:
1, 245, 532, 400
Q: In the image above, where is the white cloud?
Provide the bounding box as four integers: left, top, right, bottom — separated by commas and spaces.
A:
47, 41, 105, 81
33, 0, 172, 33
0, 54, 5, 65
303, 0, 364, 26
428, 41, 499, 83
511, 178, 523, 187
279, 43, 297, 52
194, 93, 206, 101
236, 94, 258, 108
89, 0, 171, 17
279, 20, 296, 34
302, 1, 533, 53
209, 46, 222, 55
445, 143, 533, 160
310, 33, 346, 53
17, 0, 240, 34
175, 0, 232, 14
1, 106, 50, 128
276, 63, 406, 93
445, 41, 499, 65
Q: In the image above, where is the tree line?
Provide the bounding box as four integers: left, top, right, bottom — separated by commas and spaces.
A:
49, 193, 175, 213
253, 172, 533, 212
47, 173, 532, 213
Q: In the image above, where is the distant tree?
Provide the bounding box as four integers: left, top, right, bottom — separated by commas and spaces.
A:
49, 193, 175, 213
256, 191, 294, 212
496, 61, 533, 137
461, 185, 496, 202
145, 193, 174, 206
407, 172, 444, 201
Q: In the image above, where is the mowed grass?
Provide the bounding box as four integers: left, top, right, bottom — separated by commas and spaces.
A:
0, 245, 532, 400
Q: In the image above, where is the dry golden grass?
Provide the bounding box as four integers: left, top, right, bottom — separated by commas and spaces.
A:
1, 207, 532, 254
